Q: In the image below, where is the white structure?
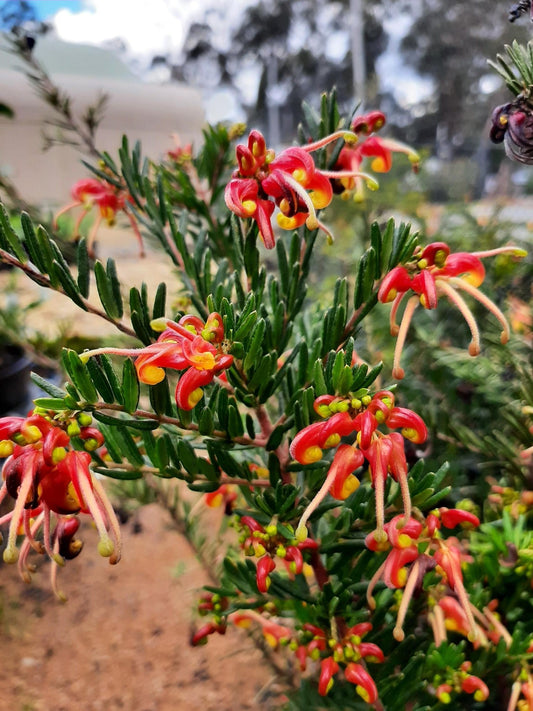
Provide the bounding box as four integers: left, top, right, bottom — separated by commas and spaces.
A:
0, 35, 204, 205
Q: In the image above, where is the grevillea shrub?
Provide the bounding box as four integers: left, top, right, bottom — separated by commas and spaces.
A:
0, 21, 532, 711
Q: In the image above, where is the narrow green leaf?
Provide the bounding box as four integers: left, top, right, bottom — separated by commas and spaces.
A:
122, 358, 140, 413
86, 357, 115, 403
94, 260, 120, 319
30, 372, 67, 399
51, 261, 87, 309
0, 202, 26, 261
33, 397, 69, 410
76, 237, 90, 297
20, 212, 46, 272
63, 349, 98, 403
106, 258, 123, 318
152, 282, 166, 320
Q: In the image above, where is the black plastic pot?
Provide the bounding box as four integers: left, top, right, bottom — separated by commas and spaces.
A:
0, 344, 33, 415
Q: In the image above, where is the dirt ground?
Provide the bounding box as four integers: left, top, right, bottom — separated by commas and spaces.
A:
0, 503, 281, 711
0, 228, 283, 711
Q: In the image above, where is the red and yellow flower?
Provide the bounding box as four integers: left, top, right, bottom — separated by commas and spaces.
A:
378, 242, 526, 379
289, 390, 427, 541
0, 412, 120, 599
81, 312, 233, 411
225, 110, 416, 248
55, 176, 144, 258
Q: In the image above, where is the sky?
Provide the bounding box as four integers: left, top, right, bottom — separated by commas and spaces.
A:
24, 0, 432, 120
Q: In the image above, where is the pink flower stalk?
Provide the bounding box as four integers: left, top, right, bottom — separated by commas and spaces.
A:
81, 312, 233, 411
225, 113, 398, 248
290, 390, 427, 542
378, 242, 527, 379
54, 177, 145, 258
0, 412, 120, 599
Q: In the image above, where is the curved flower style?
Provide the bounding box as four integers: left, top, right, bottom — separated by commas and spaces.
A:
0, 412, 121, 599
364, 508, 493, 644
378, 242, 526, 379
225, 111, 413, 248
54, 177, 144, 258
81, 312, 233, 411
290, 390, 427, 542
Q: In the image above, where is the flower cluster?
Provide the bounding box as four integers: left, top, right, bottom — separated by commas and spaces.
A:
365, 508, 481, 643
378, 242, 526, 378
225, 111, 419, 248
81, 312, 233, 411
290, 389, 427, 541
0, 411, 121, 599
236, 516, 318, 592
434, 662, 489, 705
192, 600, 384, 704
55, 176, 144, 258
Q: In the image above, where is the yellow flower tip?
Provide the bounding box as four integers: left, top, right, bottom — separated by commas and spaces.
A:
51, 447, 67, 464
3, 546, 19, 564
0, 440, 14, 457
242, 199, 257, 217
324, 433, 341, 448
139, 365, 165, 385
52, 553, 65, 567
512, 247, 528, 258
56, 590, 68, 603
302, 446, 323, 464
343, 132, 358, 145
295, 523, 308, 542
67, 422, 81, 437
365, 176, 380, 192
500, 331, 510, 345
438, 692, 452, 704
149, 317, 169, 332
188, 387, 204, 409
368, 594, 377, 611
392, 366, 405, 380
393, 626, 405, 642
468, 343, 481, 357
23, 425, 42, 444
356, 686, 370, 703
340, 475, 360, 499
326, 232, 334, 246
79, 352, 91, 364
305, 215, 319, 231
97, 536, 115, 558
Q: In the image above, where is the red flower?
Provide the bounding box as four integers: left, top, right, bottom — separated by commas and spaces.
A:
290, 390, 427, 541
237, 515, 318, 593
378, 242, 526, 379
55, 177, 144, 258
225, 112, 405, 248
344, 663, 378, 703
0, 412, 121, 599
81, 312, 233, 411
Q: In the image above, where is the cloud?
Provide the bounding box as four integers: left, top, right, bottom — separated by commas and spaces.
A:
52, 0, 190, 65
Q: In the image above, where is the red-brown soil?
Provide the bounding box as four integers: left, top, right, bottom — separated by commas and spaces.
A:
0, 504, 281, 711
